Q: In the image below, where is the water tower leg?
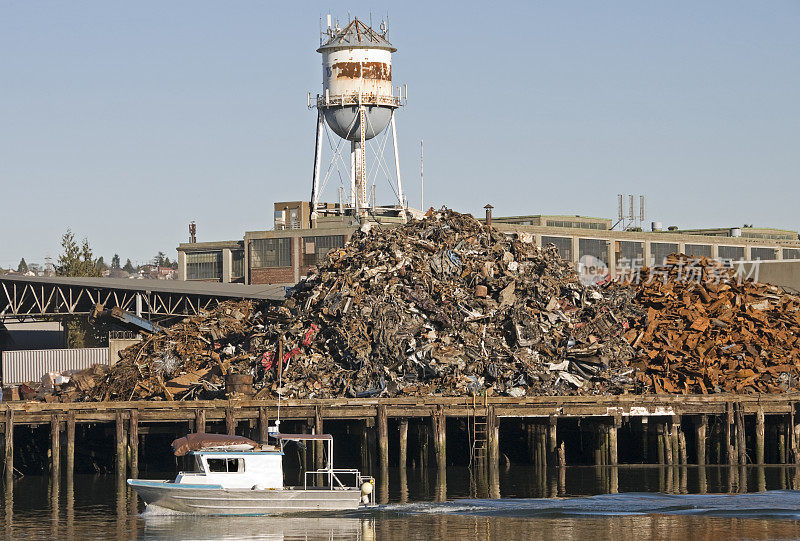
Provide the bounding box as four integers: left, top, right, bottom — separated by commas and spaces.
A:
390, 111, 406, 222
350, 141, 358, 213
357, 106, 368, 221
310, 110, 324, 226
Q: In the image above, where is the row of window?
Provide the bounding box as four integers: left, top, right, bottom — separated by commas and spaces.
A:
545, 220, 606, 230
540, 237, 797, 263
742, 232, 796, 241
186, 250, 245, 280
186, 252, 222, 280
250, 235, 346, 269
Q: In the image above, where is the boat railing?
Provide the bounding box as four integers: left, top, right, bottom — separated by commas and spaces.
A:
303, 468, 375, 504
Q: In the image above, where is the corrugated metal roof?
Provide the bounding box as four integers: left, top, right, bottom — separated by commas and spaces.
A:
318, 18, 396, 52
0, 275, 288, 301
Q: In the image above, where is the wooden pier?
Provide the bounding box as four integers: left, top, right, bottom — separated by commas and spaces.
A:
3, 394, 800, 485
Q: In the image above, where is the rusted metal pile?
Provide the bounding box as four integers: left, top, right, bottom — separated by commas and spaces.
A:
623, 255, 800, 394
63, 209, 642, 401
46, 214, 800, 402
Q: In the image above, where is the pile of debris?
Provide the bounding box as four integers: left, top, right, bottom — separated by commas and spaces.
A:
623, 255, 800, 394
66, 209, 644, 401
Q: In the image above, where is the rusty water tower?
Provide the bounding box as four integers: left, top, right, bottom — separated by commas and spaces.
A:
309, 15, 407, 224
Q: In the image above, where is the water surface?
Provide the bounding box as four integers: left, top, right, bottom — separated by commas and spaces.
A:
4, 466, 800, 540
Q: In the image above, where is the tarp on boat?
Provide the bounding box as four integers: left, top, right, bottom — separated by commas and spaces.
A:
171, 433, 259, 456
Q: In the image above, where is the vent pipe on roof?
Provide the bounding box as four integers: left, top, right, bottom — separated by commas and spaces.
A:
651, 221, 662, 232
730, 227, 742, 238
484, 204, 494, 227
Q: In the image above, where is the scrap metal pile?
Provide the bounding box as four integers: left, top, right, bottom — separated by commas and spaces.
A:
62, 209, 643, 401
623, 255, 800, 394
47, 212, 800, 401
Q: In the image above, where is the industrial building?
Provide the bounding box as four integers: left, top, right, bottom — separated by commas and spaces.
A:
176, 202, 800, 290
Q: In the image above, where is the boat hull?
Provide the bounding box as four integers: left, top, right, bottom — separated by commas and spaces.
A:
128, 480, 363, 515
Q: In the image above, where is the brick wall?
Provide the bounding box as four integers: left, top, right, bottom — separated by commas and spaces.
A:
250, 267, 294, 284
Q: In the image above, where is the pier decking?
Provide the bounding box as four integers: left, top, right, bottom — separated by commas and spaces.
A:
3, 394, 800, 494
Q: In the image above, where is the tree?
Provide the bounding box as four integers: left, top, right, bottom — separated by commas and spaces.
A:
17, 258, 28, 273
56, 230, 103, 347
123, 259, 135, 273
154, 251, 166, 267
163, 256, 172, 268
96, 256, 108, 272
57, 230, 101, 277
111, 253, 121, 269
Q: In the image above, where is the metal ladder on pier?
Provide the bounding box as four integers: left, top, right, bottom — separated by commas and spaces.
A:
469, 394, 489, 466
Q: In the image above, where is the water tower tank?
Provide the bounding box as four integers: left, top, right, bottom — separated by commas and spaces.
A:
317, 18, 399, 141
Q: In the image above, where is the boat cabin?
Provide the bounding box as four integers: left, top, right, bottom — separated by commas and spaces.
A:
175, 450, 285, 489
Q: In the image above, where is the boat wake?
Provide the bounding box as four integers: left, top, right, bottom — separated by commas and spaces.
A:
370, 491, 800, 520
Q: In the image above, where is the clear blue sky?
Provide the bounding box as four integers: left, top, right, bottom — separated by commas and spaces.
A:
2, 1, 798, 268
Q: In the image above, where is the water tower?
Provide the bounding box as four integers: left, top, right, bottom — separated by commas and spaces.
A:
309, 15, 407, 224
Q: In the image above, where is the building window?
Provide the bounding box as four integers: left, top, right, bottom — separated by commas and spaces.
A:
783, 248, 800, 260
541, 236, 572, 261
302, 235, 345, 267
579, 238, 608, 265
651, 243, 679, 266
685, 244, 712, 258
616, 241, 643, 265
231, 250, 244, 279
250, 238, 291, 268
186, 251, 222, 280
718, 246, 745, 261
751, 247, 776, 261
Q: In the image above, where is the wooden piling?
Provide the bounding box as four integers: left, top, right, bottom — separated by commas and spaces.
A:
431, 406, 446, 471
670, 416, 680, 466
4, 409, 13, 483
377, 405, 389, 473
696, 414, 707, 466
225, 407, 236, 436
664, 421, 674, 465
115, 411, 126, 476
557, 441, 566, 468
397, 417, 408, 470
756, 408, 765, 464
195, 408, 206, 433
736, 404, 747, 465
315, 406, 324, 471
657, 421, 665, 464
779, 419, 788, 464
791, 402, 800, 465
678, 429, 687, 465
417, 421, 428, 470
50, 414, 61, 477
594, 423, 605, 466
129, 409, 139, 478
399, 418, 408, 470
726, 403, 736, 465
487, 407, 500, 473
258, 407, 268, 443
609, 418, 619, 467
361, 420, 372, 474
66, 411, 75, 478
547, 416, 557, 467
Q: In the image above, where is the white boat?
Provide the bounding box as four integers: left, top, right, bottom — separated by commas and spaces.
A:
128, 431, 375, 515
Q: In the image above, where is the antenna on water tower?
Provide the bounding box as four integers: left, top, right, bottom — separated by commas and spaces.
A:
420, 139, 424, 211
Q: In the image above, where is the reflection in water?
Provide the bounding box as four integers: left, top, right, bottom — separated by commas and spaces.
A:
3, 466, 800, 539
142, 515, 372, 540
